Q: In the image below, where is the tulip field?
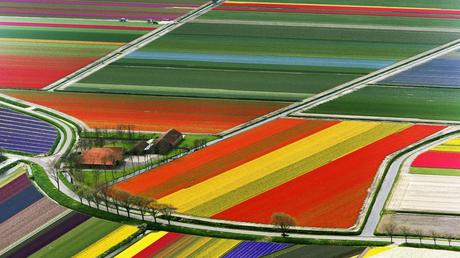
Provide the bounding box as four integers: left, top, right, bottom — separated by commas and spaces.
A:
0, 0, 207, 20
307, 47, 460, 122
115, 231, 364, 257
387, 139, 460, 214
0, 16, 155, 89
410, 138, 460, 176
64, 0, 460, 101
2, 0, 460, 256
2, 90, 290, 133
114, 118, 444, 228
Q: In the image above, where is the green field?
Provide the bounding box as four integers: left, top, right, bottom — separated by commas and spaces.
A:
306, 86, 460, 121
67, 19, 460, 101
410, 167, 460, 176
30, 217, 120, 258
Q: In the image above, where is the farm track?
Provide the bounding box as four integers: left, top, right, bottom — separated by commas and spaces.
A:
2, 4, 460, 249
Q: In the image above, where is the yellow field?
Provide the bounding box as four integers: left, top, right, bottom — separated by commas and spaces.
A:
432, 138, 460, 152
74, 225, 138, 258
115, 231, 167, 258
160, 121, 409, 215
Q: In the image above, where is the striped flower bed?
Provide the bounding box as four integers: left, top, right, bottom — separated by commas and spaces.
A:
0, 17, 153, 89
217, 1, 460, 19
114, 118, 444, 228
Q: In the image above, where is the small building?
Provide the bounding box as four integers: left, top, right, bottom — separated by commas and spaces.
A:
153, 129, 183, 155
132, 139, 156, 155
79, 147, 124, 168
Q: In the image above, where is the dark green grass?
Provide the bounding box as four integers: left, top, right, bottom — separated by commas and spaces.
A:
307, 85, 460, 121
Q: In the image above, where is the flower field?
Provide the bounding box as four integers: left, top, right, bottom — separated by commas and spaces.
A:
114, 118, 444, 228
0, 16, 154, 89
307, 47, 460, 122
116, 231, 364, 257
2, 90, 290, 133
0, 106, 57, 154
410, 137, 460, 176
0, 0, 207, 20
65, 0, 460, 101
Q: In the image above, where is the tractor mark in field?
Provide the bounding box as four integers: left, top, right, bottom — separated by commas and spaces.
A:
194, 19, 460, 33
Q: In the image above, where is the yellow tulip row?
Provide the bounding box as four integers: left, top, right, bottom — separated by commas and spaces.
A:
160, 121, 409, 216
73, 225, 139, 258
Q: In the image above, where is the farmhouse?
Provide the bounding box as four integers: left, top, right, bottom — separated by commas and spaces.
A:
153, 129, 183, 155
79, 147, 124, 168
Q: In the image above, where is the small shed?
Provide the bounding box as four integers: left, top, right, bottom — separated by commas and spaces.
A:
79, 147, 124, 168
153, 129, 183, 155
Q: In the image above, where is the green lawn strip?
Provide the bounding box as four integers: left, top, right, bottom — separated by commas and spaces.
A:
29, 161, 389, 245
30, 217, 121, 258
410, 167, 460, 176
67, 83, 313, 101
401, 243, 460, 252
306, 86, 460, 122
200, 11, 460, 29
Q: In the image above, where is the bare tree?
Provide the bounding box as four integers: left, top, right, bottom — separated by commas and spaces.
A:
444, 233, 454, 247
148, 200, 160, 223
97, 184, 111, 212
382, 222, 397, 243
414, 229, 424, 245
132, 196, 151, 221
112, 190, 133, 218
430, 230, 438, 245
159, 204, 176, 225
399, 226, 410, 244
271, 213, 296, 237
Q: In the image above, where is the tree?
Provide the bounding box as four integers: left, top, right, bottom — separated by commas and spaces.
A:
148, 200, 160, 223
159, 204, 176, 225
97, 183, 112, 212
399, 226, 410, 243
74, 184, 86, 204
271, 213, 296, 237
444, 233, 454, 247
414, 229, 424, 245
382, 222, 397, 243
132, 196, 151, 221
112, 190, 133, 218
430, 230, 438, 245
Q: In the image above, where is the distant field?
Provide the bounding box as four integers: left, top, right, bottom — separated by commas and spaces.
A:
0, 17, 154, 89
306, 86, 460, 121
0, 0, 207, 20
3, 90, 291, 134
66, 0, 460, 101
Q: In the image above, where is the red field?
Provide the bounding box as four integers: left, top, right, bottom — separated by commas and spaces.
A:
3, 90, 291, 134
412, 150, 460, 169
214, 125, 445, 228
0, 55, 97, 89
114, 118, 337, 197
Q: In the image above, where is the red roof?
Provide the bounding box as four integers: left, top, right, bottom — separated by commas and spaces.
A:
80, 147, 124, 166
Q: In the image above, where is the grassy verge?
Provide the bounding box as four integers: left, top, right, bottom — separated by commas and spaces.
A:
0, 161, 19, 175
29, 162, 389, 246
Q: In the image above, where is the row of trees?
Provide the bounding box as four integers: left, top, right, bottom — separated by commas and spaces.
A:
73, 183, 177, 224
382, 222, 456, 246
